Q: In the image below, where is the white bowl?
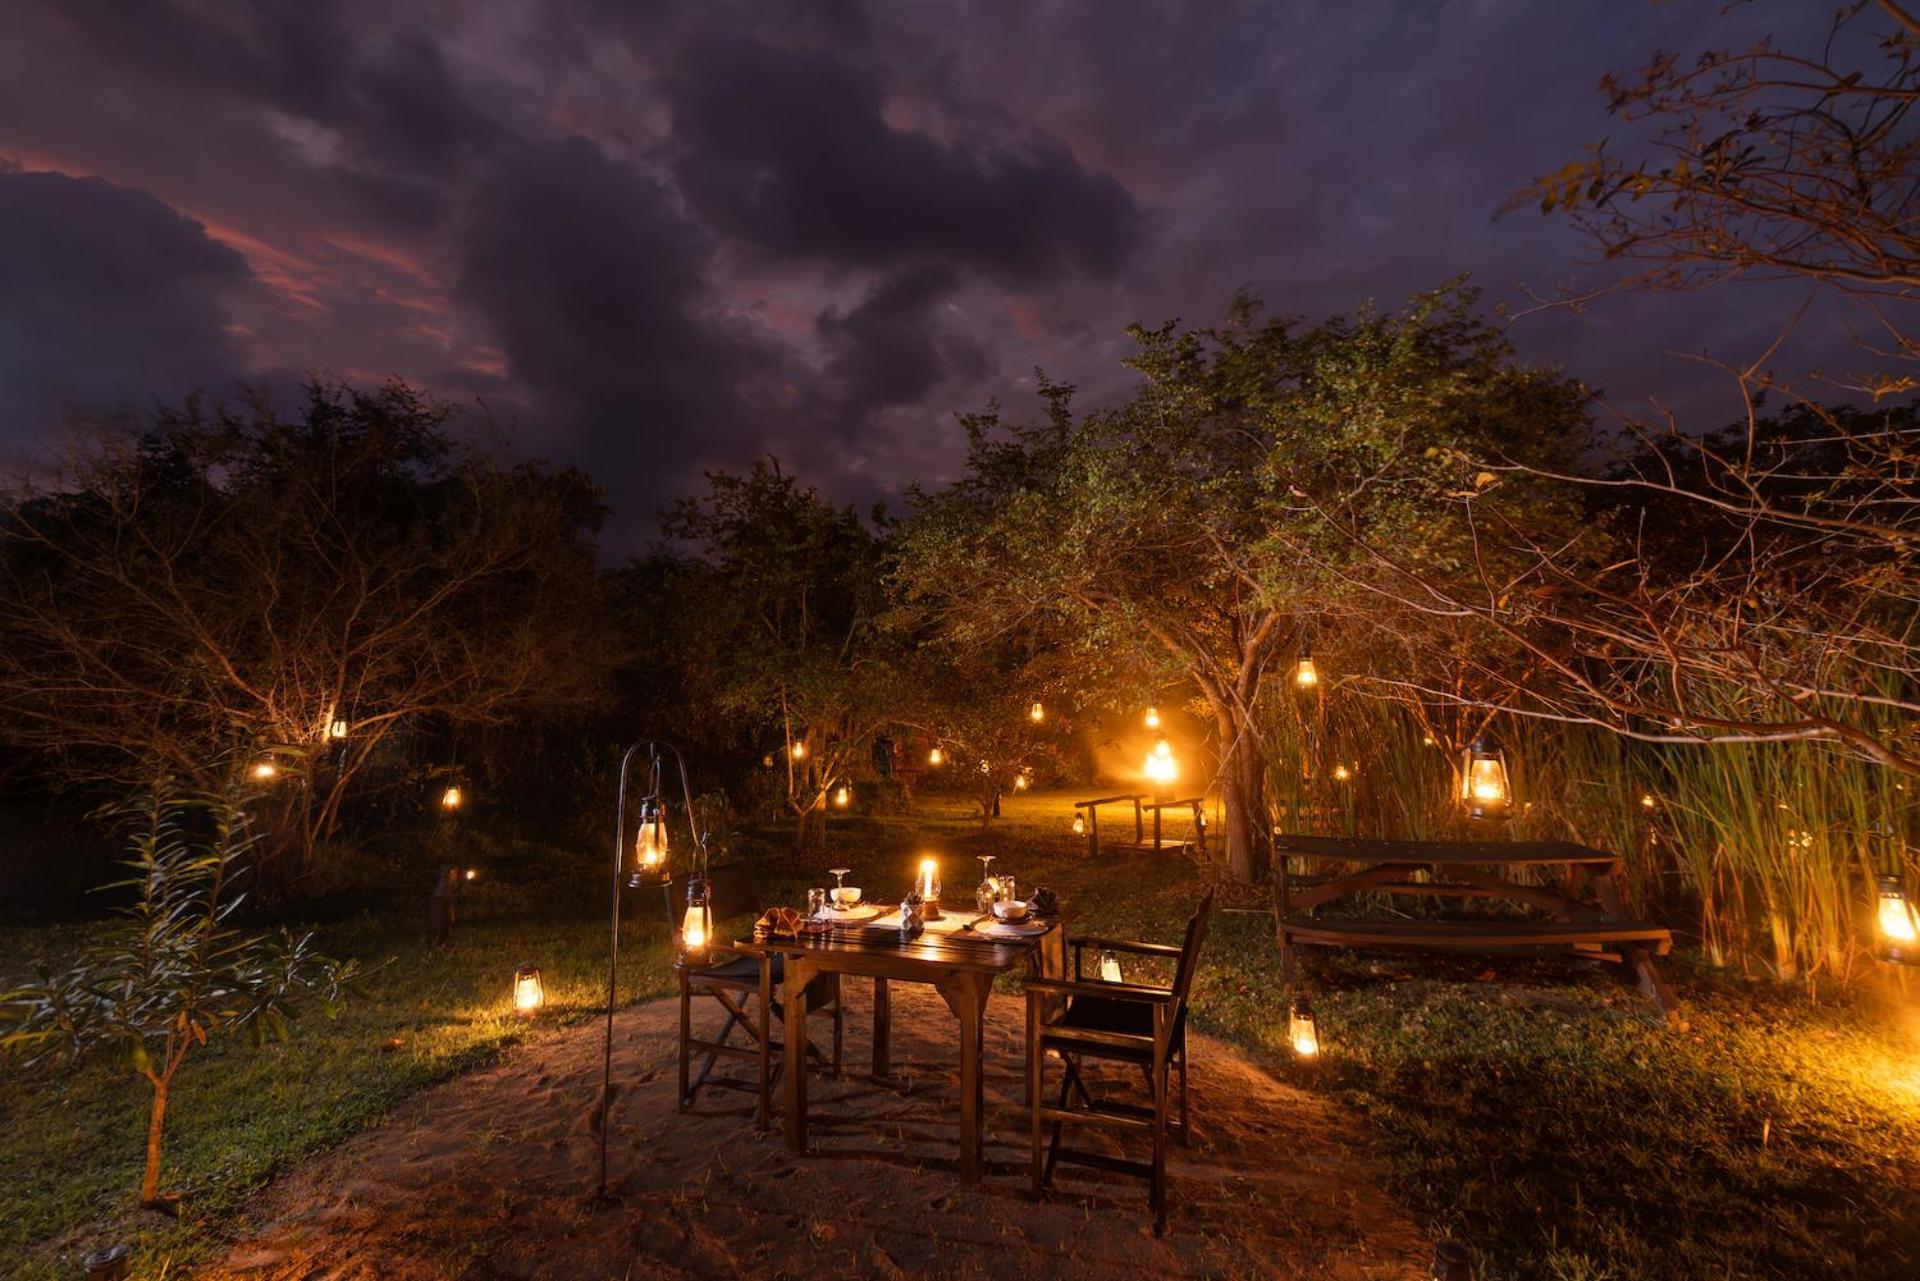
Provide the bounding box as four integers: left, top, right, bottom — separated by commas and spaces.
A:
991, 899, 1030, 922
831, 886, 863, 907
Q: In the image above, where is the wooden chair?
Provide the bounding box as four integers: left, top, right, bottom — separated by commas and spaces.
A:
1024, 891, 1214, 1236
662, 865, 842, 1130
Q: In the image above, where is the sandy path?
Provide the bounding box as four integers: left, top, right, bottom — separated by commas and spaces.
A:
203, 982, 1426, 1280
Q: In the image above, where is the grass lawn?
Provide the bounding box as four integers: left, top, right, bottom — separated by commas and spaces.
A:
5, 790, 1919, 1279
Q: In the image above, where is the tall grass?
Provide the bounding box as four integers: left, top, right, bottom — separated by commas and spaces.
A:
1260, 690, 1919, 984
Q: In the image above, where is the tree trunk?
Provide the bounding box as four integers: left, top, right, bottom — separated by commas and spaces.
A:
795, 798, 827, 857
141, 1075, 169, 1207
1213, 702, 1270, 884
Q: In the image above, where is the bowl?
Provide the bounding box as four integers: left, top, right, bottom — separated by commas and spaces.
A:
991, 899, 1030, 922
830, 886, 863, 907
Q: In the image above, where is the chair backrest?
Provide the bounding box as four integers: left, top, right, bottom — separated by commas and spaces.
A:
1169, 890, 1215, 1014
660, 863, 761, 927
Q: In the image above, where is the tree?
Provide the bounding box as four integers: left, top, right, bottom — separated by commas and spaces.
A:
900, 285, 1584, 881
1, 781, 359, 1207
659, 459, 906, 853
0, 382, 616, 888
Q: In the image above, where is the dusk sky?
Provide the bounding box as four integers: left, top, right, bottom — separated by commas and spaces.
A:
0, 0, 1843, 543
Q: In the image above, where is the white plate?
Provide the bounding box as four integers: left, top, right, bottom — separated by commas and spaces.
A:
974, 918, 1049, 938
822, 904, 882, 923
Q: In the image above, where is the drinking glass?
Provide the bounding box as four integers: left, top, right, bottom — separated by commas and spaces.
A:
974, 854, 998, 913
807, 888, 827, 920
999, 874, 1017, 906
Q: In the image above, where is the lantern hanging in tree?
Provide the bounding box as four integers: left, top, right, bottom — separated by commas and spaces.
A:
631, 803, 668, 883
250, 760, 279, 782
327, 718, 348, 741
833, 783, 851, 808
1144, 737, 1178, 787
1143, 705, 1161, 729
1013, 771, 1030, 791
1457, 736, 1511, 819
1332, 763, 1352, 782
928, 746, 944, 767
1293, 654, 1319, 689
1876, 874, 1919, 964
679, 876, 712, 963
512, 962, 545, 1015
790, 740, 807, 762
440, 784, 464, 810
1288, 997, 1320, 1058
1029, 700, 1045, 723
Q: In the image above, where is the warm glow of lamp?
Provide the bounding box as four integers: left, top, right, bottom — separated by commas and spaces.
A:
633, 805, 668, 880
1294, 655, 1319, 689
1640, 792, 1657, 810
1332, 763, 1352, 782
1072, 813, 1086, 836
1144, 737, 1178, 787
512, 962, 544, 1015
464, 867, 479, 881
833, 783, 851, 808
440, 784, 463, 811
680, 877, 712, 960
1877, 875, 1920, 964
327, 719, 348, 740
250, 760, 279, 781
928, 746, 944, 767
1289, 997, 1320, 1058
918, 857, 940, 903
1029, 700, 1045, 723
1457, 736, 1511, 819
1013, 771, 1030, 791
1144, 705, 1161, 729
790, 741, 807, 761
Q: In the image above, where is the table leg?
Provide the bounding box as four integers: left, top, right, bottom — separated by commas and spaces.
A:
872, 977, 891, 1076
782, 954, 812, 1154
940, 971, 991, 1185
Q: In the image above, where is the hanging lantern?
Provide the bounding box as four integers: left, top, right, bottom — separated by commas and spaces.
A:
1294, 654, 1319, 689
928, 746, 944, 767
679, 876, 712, 962
1144, 705, 1161, 729
1876, 875, 1920, 964
1029, 701, 1046, 723
250, 760, 279, 782
1640, 792, 1657, 810
631, 803, 668, 883
512, 962, 545, 1015
790, 741, 807, 762
326, 718, 348, 741
833, 783, 851, 808
1332, 763, 1352, 782
1072, 813, 1086, 836
1013, 771, 1030, 791
1144, 737, 1178, 787
464, 867, 479, 881
1288, 997, 1320, 1058
1457, 736, 1511, 819
440, 784, 464, 811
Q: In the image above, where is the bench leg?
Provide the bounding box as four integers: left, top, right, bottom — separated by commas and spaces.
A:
1628, 944, 1679, 1020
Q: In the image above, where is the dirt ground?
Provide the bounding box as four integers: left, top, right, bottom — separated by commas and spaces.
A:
201, 982, 1428, 1280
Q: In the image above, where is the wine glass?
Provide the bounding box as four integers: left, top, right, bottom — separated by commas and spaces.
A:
974, 855, 998, 913
829, 866, 851, 910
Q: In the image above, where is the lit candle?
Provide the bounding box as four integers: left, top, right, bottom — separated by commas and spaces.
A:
918, 857, 940, 902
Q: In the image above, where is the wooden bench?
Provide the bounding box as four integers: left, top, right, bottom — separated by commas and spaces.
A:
1072, 793, 1145, 857
1274, 835, 1677, 1018
1131, 796, 1205, 854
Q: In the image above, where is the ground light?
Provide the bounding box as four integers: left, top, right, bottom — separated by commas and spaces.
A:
1293, 654, 1319, 689
1145, 737, 1178, 787
1289, 997, 1320, 1058
1458, 735, 1511, 819
512, 962, 544, 1015
1876, 874, 1919, 964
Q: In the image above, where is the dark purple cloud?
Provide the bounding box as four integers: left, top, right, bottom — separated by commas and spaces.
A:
0, 0, 1861, 543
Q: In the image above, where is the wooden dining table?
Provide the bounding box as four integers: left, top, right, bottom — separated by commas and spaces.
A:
731, 909, 1067, 1185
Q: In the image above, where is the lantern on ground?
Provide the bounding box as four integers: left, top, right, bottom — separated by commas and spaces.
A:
833, 783, 851, 808
1144, 705, 1161, 729
1294, 654, 1319, 690
1029, 701, 1045, 723
679, 876, 712, 963
928, 746, 944, 767
1457, 736, 1511, 819
512, 962, 545, 1015
1876, 875, 1919, 964
1072, 813, 1086, 836
250, 760, 279, 782
631, 803, 668, 884
440, 784, 464, 811
1288, 997, 1320, 1058
1097, 950, 1123, 982
1144, 737, 1178, 787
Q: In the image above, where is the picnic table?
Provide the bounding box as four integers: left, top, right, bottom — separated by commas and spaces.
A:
1074, 793, 1205, 855
1272, 835, 1676, 1017
733, 909, 1067, 1185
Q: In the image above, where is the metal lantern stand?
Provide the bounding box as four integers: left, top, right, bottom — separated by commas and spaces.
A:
597, 739, 710, 1201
